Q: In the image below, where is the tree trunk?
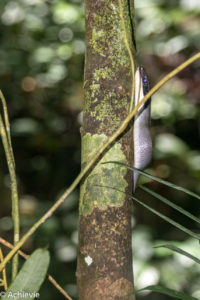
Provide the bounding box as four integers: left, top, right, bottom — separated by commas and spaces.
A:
77, 0, 136, 299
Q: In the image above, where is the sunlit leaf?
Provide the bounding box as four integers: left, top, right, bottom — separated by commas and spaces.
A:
53, 2, 80, 24
155, 133, 189, 156
12, 118, 41, 136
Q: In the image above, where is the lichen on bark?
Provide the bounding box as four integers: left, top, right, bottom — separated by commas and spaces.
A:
83, 0, 135, 135
77, 0, 136, 298
80, 133, 128, 216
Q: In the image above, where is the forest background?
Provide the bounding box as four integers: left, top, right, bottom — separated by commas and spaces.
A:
0, 0, 199, 299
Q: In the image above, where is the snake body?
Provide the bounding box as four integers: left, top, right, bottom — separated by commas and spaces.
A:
133, 67, 152, 192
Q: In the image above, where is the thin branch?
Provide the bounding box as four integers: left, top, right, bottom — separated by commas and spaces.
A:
48, 275, 73, 300
0, 238, 27, 260
0, 90, 15, 166
0, 52, 199, 273
0, 107, 19, 280
0, 237, 73, 300
0, 247, 8, 291
118, 0, 135, 113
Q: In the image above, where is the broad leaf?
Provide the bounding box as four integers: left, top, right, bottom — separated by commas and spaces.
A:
4, 248, 50, 300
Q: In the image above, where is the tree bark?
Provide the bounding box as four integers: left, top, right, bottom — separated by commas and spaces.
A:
77, 0, 136, 299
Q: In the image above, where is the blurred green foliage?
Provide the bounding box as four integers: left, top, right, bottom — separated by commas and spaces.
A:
0, 0, 199, 299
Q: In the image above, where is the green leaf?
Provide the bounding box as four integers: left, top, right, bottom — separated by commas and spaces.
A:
102, 162, 200, 200
130, 194, 200, 241
95, 184, 200, 241
137, 285, 199, 300
140, 185, 200, 224
154, 244, 200, 264
4, 248, 50, 300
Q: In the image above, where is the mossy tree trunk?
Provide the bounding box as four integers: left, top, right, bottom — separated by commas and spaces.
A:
77, 0, 136, 299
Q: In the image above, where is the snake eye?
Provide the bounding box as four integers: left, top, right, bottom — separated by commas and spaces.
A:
133, 67, 152, 192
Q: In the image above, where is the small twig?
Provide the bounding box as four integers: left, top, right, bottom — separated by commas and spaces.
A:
0, 90, 15, 166
0, 52, 199, 273
0, 247, 8, 291
0, 238, 27, 260
0, 237, 73, 300
118, 0, 135, 113
0, 98, 19, 280
48, 275, 73, 300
